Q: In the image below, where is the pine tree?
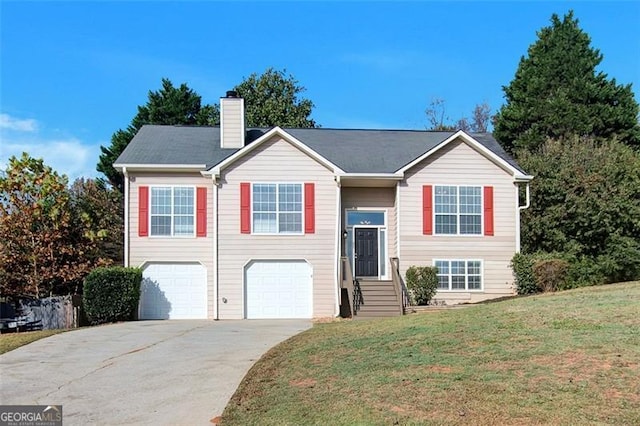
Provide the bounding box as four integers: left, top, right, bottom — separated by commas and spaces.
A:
493, 11, 640, 154
97, 79, 217, 192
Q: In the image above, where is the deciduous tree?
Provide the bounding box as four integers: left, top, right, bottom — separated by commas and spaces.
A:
425, 99, 492, 132
1, 155, 80, 297
233, 67, 317, 128
69, 178, 123, 265
425, 98, 456, 131
493, 11, 640, 154
0, 156, 117, 299
517, 137, 640, 283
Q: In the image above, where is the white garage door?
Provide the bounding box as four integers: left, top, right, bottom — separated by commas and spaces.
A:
140, 263, 207, 320
245, 260, 312, 319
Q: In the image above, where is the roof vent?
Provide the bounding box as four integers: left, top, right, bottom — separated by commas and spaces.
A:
226, 90, 238, 98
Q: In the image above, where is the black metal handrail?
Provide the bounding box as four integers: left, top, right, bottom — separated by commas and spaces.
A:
353, 278, 364, 315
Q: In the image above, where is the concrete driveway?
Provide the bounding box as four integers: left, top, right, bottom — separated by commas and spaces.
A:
0, 320, 311, 425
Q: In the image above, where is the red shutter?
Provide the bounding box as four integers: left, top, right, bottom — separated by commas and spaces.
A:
196, 187, 207, 237
240, 183, 251, 234
138, 186, 149, 237
423, 185, 433, 235
484, 186, 494, 236
304, 183, 315, 234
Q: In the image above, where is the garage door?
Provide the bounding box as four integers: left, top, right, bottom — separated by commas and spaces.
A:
245, 260, 312, 319
140, 263, 207, 320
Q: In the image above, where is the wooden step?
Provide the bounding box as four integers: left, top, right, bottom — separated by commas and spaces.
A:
352, 280, 402, 318
359, 294, 398, 303
355, 307, 402, 318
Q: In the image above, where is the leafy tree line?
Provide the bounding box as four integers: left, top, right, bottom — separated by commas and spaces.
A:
98, 67, 317, 192
0, 154, 123, 300
492, 11, 640, 290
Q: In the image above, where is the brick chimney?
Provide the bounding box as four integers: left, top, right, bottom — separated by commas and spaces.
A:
220, 90, 245, 149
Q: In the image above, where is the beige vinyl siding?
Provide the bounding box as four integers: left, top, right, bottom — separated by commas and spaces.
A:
128, 173, 215, 317
400, 138, 518, 304
217, 136, 338, 319
341, 187, 398, 262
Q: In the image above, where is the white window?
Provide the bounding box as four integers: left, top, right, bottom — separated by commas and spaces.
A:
435, 185, 482, 235
253, 183, 302, 234
150, 187, 194, 236
434, 260, 482, 291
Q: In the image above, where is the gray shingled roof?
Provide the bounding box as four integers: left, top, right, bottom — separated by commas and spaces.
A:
115, 125, 525, 174
114, 126, 238, 169
287, 129, 452, 173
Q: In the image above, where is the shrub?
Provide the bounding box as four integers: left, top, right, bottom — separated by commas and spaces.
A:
518, 137, 640, 285
83, 267, 142, 325
511, 253, 537, 294
405, 266, 438, 305
532, 259, 569, 292
563, 256, 603, 289
512, 251, 607, 294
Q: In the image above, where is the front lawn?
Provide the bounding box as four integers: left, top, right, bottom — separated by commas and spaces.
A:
222, 282, 640, 425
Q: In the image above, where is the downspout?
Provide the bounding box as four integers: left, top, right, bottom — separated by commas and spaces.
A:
333, 175, 342, 317
123, 167, 129, 267
396, 181, 401, 260
515, 182, 531, 253
213, 176, 219, 320
519, 182, 531, 210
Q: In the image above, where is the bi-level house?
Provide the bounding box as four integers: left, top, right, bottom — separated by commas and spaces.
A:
114, 91, 532, 320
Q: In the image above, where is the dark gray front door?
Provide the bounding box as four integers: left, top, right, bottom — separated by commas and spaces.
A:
355, 228, 378, 277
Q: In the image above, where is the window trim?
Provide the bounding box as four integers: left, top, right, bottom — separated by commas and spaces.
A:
432, 259, 484, 292
433, 184, 484, 236
148, 185, 196, 238
251, 182, 305, 235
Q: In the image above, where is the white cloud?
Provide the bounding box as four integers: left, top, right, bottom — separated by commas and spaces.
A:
0, 113, 38, 132
3, 140, 102, 182
0, 114, 102, 182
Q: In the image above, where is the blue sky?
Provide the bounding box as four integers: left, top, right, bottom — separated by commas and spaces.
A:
1, 1, 639, 181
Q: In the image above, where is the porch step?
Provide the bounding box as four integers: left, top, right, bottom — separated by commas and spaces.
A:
354, 280, 401, 318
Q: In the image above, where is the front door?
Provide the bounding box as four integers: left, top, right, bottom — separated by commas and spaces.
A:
355, 228, 378, 277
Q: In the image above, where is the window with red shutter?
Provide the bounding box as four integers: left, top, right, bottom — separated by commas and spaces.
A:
484, 186, 494, 236
304, 183, 315, 234
423, 185, 433, 235
240, 183, 251, 234
196, 187, 207, 237
138, 186, 149, 236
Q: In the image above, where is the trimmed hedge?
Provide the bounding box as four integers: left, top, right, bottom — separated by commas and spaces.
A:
405, 266, 438, 305
83, 267, 142, 325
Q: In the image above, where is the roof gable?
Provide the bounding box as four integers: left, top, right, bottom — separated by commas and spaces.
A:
398, 130, 530, 179
207, 127, 344, 176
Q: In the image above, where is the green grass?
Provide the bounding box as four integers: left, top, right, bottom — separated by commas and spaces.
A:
0, 329, 67, 354
222, 282, 640, 425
